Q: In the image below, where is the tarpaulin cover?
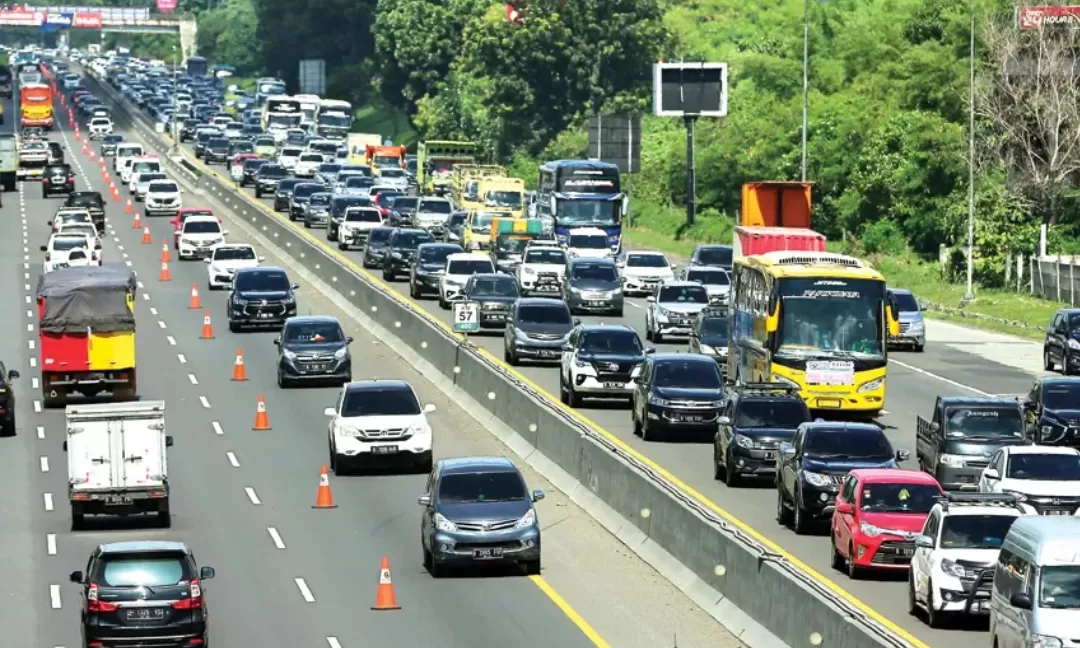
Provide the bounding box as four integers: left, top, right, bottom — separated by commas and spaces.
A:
36, 266, 137, 334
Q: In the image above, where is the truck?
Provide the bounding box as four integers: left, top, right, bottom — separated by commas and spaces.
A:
63, 401, 174, 530
36, 266, 138, 408
479, 176, 526, 219
0, 66, 10, 100
347, 133, 383, 165
365, 144, 407, 172
417, 140, 479, 196
453, 164, 506, 211
734, 181, 822, 259
315, 99, 353, 142
19, 82, 53, 129
489, 217, 543, 273
293, 93, 321, 127
0, 132, 17, 191
915, 396, 1028, 491
260, 95, 303, 143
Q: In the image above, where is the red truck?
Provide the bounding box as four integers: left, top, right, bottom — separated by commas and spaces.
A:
733, 181, 824, 258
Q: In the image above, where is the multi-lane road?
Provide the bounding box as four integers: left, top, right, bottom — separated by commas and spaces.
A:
3, 91, 743, 647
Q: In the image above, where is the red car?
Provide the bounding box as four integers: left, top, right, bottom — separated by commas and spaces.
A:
371, 189, 404, 218
171, 208, 220, 248
830, 469, 942, 578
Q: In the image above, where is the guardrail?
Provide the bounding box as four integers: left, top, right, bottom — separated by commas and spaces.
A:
84, 70, 919, 648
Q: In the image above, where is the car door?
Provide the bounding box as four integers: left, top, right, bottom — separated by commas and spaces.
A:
1024, 381, 1041, 441
633, 359, 652, 422
421, 467, 437, 546
1050, 313, 1067, 364
717, 396, 735, 455
560, 327, 579, 381
781, 427, 804, 496
912, 510, 939, 596
833, 474, 858, 554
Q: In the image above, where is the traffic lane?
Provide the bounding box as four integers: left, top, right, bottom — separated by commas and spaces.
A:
891, 340, 1039, 397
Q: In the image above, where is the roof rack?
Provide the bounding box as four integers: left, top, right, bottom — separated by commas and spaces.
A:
937, 491, 1026, 512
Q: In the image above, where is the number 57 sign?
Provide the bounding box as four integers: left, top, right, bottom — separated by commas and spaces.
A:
452, 301, 480, 333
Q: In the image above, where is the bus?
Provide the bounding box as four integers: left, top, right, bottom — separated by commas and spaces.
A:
185, 56, 207, 78
20, 82, 54, 129
293, 94, 321, 126
535, 160, 627, 253
727, 251, 899, 419
315, 99, 353, 141
260, 95, 303, 141
254, 77, 287, 107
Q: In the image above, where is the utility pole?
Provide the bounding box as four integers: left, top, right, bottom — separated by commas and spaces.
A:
800, 0, 810, 182
963, 0, 976, 304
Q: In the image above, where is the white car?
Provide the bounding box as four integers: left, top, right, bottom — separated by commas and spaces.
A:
54, 222, 102, 264
132, 171, 168, 202
565, 227, 614, 259
204, 243, 262, 290
516, 243, 567, 297
618, 251, 675, 296
121, 156, 161, 185
177, 215, 228, 260
294, 152, 324, 178
113, 143, 144, 172
909, 492, 1029, 627
438, 252, 495, 309
978, 445, 1080, 513
682, 265, 731, 304
278, 147, 303, 172
375, 168, 409, 192
337, 207, 384, 250
88, 116, 113, 139
50, 208, 94, 233
644, 280, 711, 342
324, 380, 436, 475
559, 324, 643, 406
144, 179, 182, 217
41, 232, 96, 273
223, 122, 244, 139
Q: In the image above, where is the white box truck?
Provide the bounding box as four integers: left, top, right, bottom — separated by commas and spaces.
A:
63, 401, 173, 530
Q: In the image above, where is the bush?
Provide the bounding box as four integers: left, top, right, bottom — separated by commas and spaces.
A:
859, 220, 908, 256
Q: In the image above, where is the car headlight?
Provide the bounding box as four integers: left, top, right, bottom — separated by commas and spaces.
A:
939, 558, 967, 579
802, 471, 831, 488
700, 344, 716, 355
771, 375, 801, 390
233, 297, 248, 306
392, 252, 403, 259
282, 349, 297, 361
647, 394, 670, 407
1030, 636, 1063, 648
907, 321, 924, 333
858, 378, 884, 393
938, 453, 965, 468
1069, 339, 1080, 351
333, 346, 348, 359
283, 295, 296, 305
860, 521, 884, 537
406, 422, 430, 436
734, 434, 754, 449
434, 512, 457, 533
180, 237, 193, 245
515, 508, 537, 529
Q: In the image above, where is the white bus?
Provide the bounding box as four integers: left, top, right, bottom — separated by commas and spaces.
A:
315, 99, 353, 142
260, 96, 303, 142
293, 94, 321, 127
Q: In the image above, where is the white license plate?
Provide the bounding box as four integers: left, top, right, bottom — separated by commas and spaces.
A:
258, 312, 273, 318
900, 548, 914, 557
372, 445, 398, 455
106, 496, 132, 505
473, 547, 504, 559
602, 382, 623, 389
764, 451, 775, 460
588, 300, 607, 306
1046, 510, 1071, 515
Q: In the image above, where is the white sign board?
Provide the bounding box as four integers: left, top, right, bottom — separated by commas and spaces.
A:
805, 360, 855, 386
452, 301, 479, 333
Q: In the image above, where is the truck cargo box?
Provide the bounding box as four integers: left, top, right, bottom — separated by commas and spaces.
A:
740, 181, 812, 228
733, 226, 825, 259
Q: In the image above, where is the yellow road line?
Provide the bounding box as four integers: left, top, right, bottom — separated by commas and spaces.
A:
530, 575, 611, 647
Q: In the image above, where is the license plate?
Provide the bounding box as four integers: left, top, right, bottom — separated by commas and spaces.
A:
372, 445, 398, 454
473, 547, 504, 559
125, 607, 166, 621
538, 285, 558, 291
974, 600, 989, 612
900, 548, 914, 556
817, 398, 842, 408
258, 312, 272, 318
106, 495, 132, 505
1047, 510, 1070, 516
540, 350, 560, 358
486, 315, 505, 321
588, 301, 607, 306
602, 382, 623, 389
681, 415, 704, 423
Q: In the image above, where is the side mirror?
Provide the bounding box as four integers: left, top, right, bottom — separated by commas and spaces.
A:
7, 370, 19, 380
291, 283, 300, 290
165, 435, 174, 447
40, 245, 47, 251
616, 261, 625, 268
258, 256, 265, 262
199, 566, 216, 580
272, 338, 280, 346
835, 502, 854, 515
646, 296, 655, 303
983, 467, 1000, 480
896, 449, 910, 462
670, 263, 677, 269
561, 344, 573, 352
222, 229, 229, 235
47, 220, 52, 225
423, 403, 437, 413
915, 535, 934, 549
930, 422, 940, 433
345, 336, 354, 344
919, 303, 928, 311
718, 416, 731, 426
779, 442, 795, 457
532, 489, 545, 502
418, 494, 432, 507
645, 347, 656, 354
1010, 592, 1033, 610
69, 570, 83, 584
203, 257, 212, 264
323, 407, 336, 417
62, 441, 68, 452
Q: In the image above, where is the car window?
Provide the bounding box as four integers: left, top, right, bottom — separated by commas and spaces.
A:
285, 322, 344, 343
341, 386, 420, 417
96, 554, 193, 587
437, 471, 526, 503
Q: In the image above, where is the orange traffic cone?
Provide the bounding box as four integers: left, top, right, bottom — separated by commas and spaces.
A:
80, 140, 88, 156
199, 311, 214, 339
125, 198, 133, 215
161, 241, 170, 263
231, 348, 248, 381
132, 211, 142, 230
188, 283, 202, 309
159, 261, 171, 282
141, 226, 151, 244
371, 556, 401, 610
313, 464, 336, 508
111, 186, 120, 202
253, 394, 271, 430
74, 131, 80, 142
89, 150, 96, 162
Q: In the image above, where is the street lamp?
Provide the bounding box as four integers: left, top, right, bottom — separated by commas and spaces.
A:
800, 0, 827, 182
963, 0, 975, 303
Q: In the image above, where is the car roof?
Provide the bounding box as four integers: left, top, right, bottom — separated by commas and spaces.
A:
569, 256, 615, 266
183, 216, 218, 224
800, 421, 883, 434
438, 456, 517, 475
344, 379, 412, 393
99, 540, 190, 555
887, 288, 913, 296
850, 468, 939, 485
236, 265, 285, 274
649, 352, 718, 365
1001, 445, 1080, 456
658, 280, 704, 288
517, 297, 569, 307
418, 243, 461, 250
568, 227, 608, 236
579, 324, 636, 334
285, 315, 339, 327
447, 252, 490, 262
1040, 377, 1080, 389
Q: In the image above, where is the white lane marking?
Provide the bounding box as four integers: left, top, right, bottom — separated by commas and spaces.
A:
46, 533, 56, 556
28, 339, 35, 349
117, 244, 124, 251
889, 358, 990, 396
40, 456, 49, 472
142, 293, 150, 301
244, 487, 261, 505
267, 527, 286, 549
32, 377, 39, 389
43, 493, 53, 511
199, 396, 211, 408
122, 253, 129, 260
49, 584, 61, 609
149, 307, 158, 315
27, 323, 33, 332
24, 283, 30, 291
125, 260, 132, 266
33, 401, 42, 413
226, 451, 240, 468
137, 281, 144, 289
177, 354, 186, 364
187, 373, 199, 385
26, 309, 32, 318
327, 638, 343, 648
158, 321, 166, 329
24, 295, 30, 304
166, 335, 176, 346
212, 421, 224, 435
23, 272, 28, 280
36, 425, 44, 440
30, 358, 37, 368
294, 578, 315, 603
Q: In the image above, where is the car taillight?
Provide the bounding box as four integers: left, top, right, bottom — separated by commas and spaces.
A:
42, 178, 49, 184
44, 252, 51, 262
171, 579, 202, 609
87, 582, 118, 613
67, 177, 74, 183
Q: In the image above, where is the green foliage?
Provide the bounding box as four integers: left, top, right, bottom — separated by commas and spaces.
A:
196, 0, 259, 73
860, 220, 908, 256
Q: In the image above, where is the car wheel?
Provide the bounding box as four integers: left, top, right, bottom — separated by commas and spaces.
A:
428, 551, 443, 578
654, 330, 664, 343
1045, 349, 1056, 371
712, 443, 724, 480
524, 558, 541, 576
1066, 354, 1075, 376
914, 344, 925, 352
566, 377, 581, 408
723, 450, 740, 487
792, 490, 811, 535
438, 296, 448, 310
338, 241, 346, 251
0, 417, 14, 437
846, 543, 860, 579
423, 544, 433, 570
830, 535, 845, 571
504, 345, 518, 366
228, 321, 240, 333
925, 579, 944, 628
410, 282, 421, 299
908, 572, 919, 616
775, 485, 792, 526
277, 367, 290, 389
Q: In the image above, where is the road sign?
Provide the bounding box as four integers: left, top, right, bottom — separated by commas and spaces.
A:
588, 113, 641, 173
653, 62, 729, 117
452, 301, 479, 334
298, 59, 325, 96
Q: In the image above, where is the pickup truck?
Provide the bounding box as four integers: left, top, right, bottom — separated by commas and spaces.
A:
915, 396, 1030, 490
0, 132, 15, 191
17, 138, 49, 179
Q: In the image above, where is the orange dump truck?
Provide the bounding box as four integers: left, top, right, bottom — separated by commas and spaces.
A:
365, 144, 407, 170
37, 266, 138, 407
734, 181, 824, 258
20, 82, 54, 129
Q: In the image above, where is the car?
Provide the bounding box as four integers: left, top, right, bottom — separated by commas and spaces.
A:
277, 146, 303, 172
41, 163, 75, 198
618, 251, 675, 296
253, 163, 287, 198
419, 456, 544, 576
563, 257, 623, 316
376, 167, 409, 192
777, 421, 910, 534
193, 128, 222, 158
171, 208, 219, 248
274, 315, 353, 387
977, 445, 1080, 513
315, 162, 342, 188
409, 243, 463, 298
228, 266, 299, 331
272, 177, 305, 212
202, 136, 230, 165
294, 151, 324, 177
113, 142, 145, 172
362, 227, 394, 269
565, 227, 613, 259
41, 232, 95, 273
645, 280, 711, 343
53, 222, 102, 264
1022, 376, 1080, 446
287, 181, 323, 222
631, 352, 725, 442
337, 207, 384, 250
324, 379, 436, 474
46, 141, 64, 164
204, 242, 262, 290
131, 171, 168, 202
438, 252, 496, 308
889, 288, 926, 351
342, 175, 374, 197
69, 540, 215, 648
87, 116, 113, 138
713, 382, 809, 486
239, 157, 267, 187
680, 265, 731, 304
389, 196, 419, 227
302, 191, 333, 229
49, 208, 94, 233
515, 244, 566, 297
326, 195, 372, 241
253, 135, 277, 158
689, 306, 730, 362
414, 197, 453, 239
383, 228, 436, 281
223, 121, 244, 139
144, 179, 182, 217
459, 273, 519, 327
177, 216, 227, 260
0, 363, 20, 437
503, 298, 576, 366
122, 155, 162, 186
688, 244, 734, 272
559, 324, 646, 407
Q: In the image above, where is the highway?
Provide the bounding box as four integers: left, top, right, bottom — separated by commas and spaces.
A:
4, 90, 742, 647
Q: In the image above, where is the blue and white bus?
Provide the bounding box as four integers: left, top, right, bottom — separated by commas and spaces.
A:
535, 160, 627, 252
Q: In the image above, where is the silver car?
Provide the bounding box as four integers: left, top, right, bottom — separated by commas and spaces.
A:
645, 281, 711, 343
680, 265, 731, 304
375, 168, 409, 192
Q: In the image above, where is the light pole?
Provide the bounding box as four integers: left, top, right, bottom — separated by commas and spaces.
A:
800, 0, 810, 182
963, 0, 975, 303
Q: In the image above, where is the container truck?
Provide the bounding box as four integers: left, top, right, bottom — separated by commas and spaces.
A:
365, 144, 406, 172
734, 181, 822, 259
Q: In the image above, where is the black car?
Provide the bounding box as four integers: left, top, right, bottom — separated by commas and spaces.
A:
304, 192, 333, 229
178, 118, 199, 142
326, 195, 372, 241
689, 306, 729, 362
271, 178, 304, 212
47, 141, 64, 164
288, 182, 323, 221
203, 137, 230, 164
362, 227, 394, 269
315, 162, 342, 189
713, 383, 810, 487
503, 298, 576, 366
446, 211, 467, 245
64, 191, 106, 232
274, 315, 353, 387
192, 129, 222, 158
462, 273, 519, 328
1023, 376, 1080, 446
100, 133, 124, 156
1044, 308, 1080, 375
558, 324, 647, 407
242, 124, 264, 137
228, 266, 299, 331
776, 422, 908, 534
389, 196, 419, 227
383, 228, 436, 281
631, 353, 725, 442
563, 257, 624, 316
687, 245, 734, 272
227, 140, 254, 158
409, 243, 463, 298
70, 541, 215, 648
240, 157, 267, 186
42, 164, 76, 198
0, 363, 20, 436
253, 163, 288, 198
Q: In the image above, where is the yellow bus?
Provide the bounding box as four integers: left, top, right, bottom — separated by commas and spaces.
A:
727, 251, 899, 419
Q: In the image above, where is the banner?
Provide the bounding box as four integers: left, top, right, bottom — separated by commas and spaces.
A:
1018, 6, 1080, 29
45, 11, 74, 26
0, 8, 45, 24
155, 0, 177, 13
73, 11, 101, 28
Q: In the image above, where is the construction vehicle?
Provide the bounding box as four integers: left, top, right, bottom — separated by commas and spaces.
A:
453, 164, 506, 211
479, 176, 526, 219
417, 141, 479, 196
365, 144, 407, 173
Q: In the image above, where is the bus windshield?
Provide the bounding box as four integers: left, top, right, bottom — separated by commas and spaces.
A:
267, 114, 301, 128
556, 199, 619, 228
777, 277, 885, 359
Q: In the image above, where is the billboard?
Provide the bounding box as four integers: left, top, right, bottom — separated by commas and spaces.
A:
1017, 6, 1080, 29
45, 11, 74, 26
73, 11, 101, 28
0, 8, 45, 24
156, 0, 178, 13
652, 62, 729, 117
588, 113, 642, 173
298, 59, 326, 96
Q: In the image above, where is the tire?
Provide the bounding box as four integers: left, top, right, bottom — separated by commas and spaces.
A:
276, 367, 291, 389
228, 321, 240, 333
654, 330, 664, 343
723, 450, 740, 487
410, 282, 421, 299
925, 579, 944, 628
776, 485, 793, 526
438, 296, 448, 310
792, 489, 812, 535
338, 241, 346, 251
423, 545, 433, 571
524, 558, 541, 576
914, 344, 924, 352
0, 417, 14, 437
846, 543, 860, 579
908, 572, 919, 616
830, 536, 845, 571
504, 345, 518, 366
640, 416, 659, 442
158, 501, 171, 529
565, 376, 581, 408
1046, 349, 1056, 371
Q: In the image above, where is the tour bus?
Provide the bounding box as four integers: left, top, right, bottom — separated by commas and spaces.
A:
535, 160, 627, 253
260, 95, 303, 143
293, 94, 321, 127
727, 251, 899, 419
185, 56, 207, 78
254, 77, 287, 107
315, 99, 353, 141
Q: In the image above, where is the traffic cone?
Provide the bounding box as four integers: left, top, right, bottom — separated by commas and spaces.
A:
132, 211, 142, 230
125, 198, 133, 215
161, 241, 170, 263
188, 283, 202, 309
89, 150, 96, 162
253, 394, 271, 430
80, 140, 88, 156
74, 131, 80, 141
111, 186, 120, 202
199, 311, 214, 339
159, 261, 171, 282
141, 227, 151, 244
313, 464, 336, 508
371, 556, 400, 610
231, 348, 248, 381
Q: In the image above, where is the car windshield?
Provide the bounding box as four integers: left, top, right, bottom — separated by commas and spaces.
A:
486, 190, 521, 208
368, 229, 392, 245
132, 162, 160, 174
61, 226, 97, 239
686, 269, 730, 285
255, 137, 275, 147
138, 174, 166, 184
345, 210, 381, 223
519, 304, 571, 325
858, 482, 940, 513
939, 514, 1016, 550
448, 259, 494, 275
420, 200, 452, 214
209, 138, 228, 148
470, 276, 519, 297
91, 118, 110, 126
658, 285, 708, 303
419, 247, 456, 264
285, 321, 344, 343
382, 169, 405, 178
104, 135, 123, 143
244, 159, 266, 170
571, 264, 617, 281
778, 277, 885, 358
627, 254, 668, 268
260, 166, 287, 178
495, 238, 530, 254
804, 428, 893, 460
282, 148, 302, 158
300, 154, 322, 162
892, 291, 919, 312
293, 184, 320, 198
309, 194, 331, 206
1045, 384, 1080, 410
1006, 453, 1080, 480
438, 471, 526, 504
696, 247, 732, 266
235, 271, 289, 291
394, 198, 418, 210
569, 234, 608, 249
231, 142, 254, 152
53, 236, 90, 251
341, 386, 420, 417
277, 180, 301, 192
184, 221, 221, 234
525, 249, 566, 265
319, 163, 341, 174
346, 177, 374, 188
700, 317, 728, 338
98, 554, 193, 587
58, 213, 91, 223
150, 183, 178, 193
213, 246, 255, 261
653, 360, 722, 389
943, 407, 1024, 440
735, 399, 807, 428
581, 330, 641, 354
1040, 565, 1080, 609
394, 232, 434, 248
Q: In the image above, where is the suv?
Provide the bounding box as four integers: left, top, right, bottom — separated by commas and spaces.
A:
888, 288, 926, 351
390, 196, 419, 227
713, 383, 810, 486
978, 445, 1080, 512
631, 353, 725, 442
326, 195, 371, 241
69, 540, 216, 647
272, 180, 303, 214
1044, 308, 1080, 375
559, 324, 646, 407
516, 243, 566, 297
287, 181, 323, 222
325, 379, 436, 474
362, 227, 394, 269
438, 252, 495, 308
383, 228, 436, 281
460, 273, 519, 327
274, 315, 353, 387
228, 266, 299, 331
42, 163, 75, 198
253, 162, 287, 198
0, 363, 20, 436
689, 306, 730, 362
202, 137, 230, 165
418, 456, 544, 577
563, 257, 623, 316
100, 133, 124, 157
1022, 376, 1080, 445
688, 244, 734, 272
645, 280, 711, 343
409, 243, 462, 298
503, 298, 576, 366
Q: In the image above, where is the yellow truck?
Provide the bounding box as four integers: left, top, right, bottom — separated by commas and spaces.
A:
478, 176, 525, 219
489, 217, 543, 272
453, 164, 506, 211
463, 208, 514, 251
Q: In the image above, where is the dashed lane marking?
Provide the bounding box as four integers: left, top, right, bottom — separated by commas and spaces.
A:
33, 401, 42, 413
244, 487, 261, 505
157, 321, 166, 329
326, 638, 343, 648
226, 451, 240, 468
187, 373, 199, 385
212, 421, 224, 435
46, 533, 56, 556
294, 578, 315, 603
49, 584, 61, 609
142, 293, 150, 301
36, 425, 44, 440
199, 396, 211, 408
149, 306, 157, 315
40, 456, 49, 472
177, 354, 186, 364
166, 335, 176, 346
32, 377, 39, 389
267, 527, 286, 549
43, 493, 53, 511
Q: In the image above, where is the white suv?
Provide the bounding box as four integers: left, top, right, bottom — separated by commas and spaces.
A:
618, 251, 675, 296
278, 147, 303, 172
205, 243, 261, 289
144, 179, 182, 217
132, 171, 168, 202
565, 227, 613, 259
337, 207, 384, 251
324, 380, 436, 475
177, 216, 227, 260
978, 445, 1080, 513
516, 243, 566, 297
113, 143, 144, 172
438, 252, 495, 309
294, 152, 324, 178
88, 116, 113, 139
41, 233, 95, 273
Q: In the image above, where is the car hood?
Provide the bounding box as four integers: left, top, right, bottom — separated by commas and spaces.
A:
473, 295, 517, 305
282, 341, 346, 356
416, 262, 445, 273
656, 302, 709, 314
802, 457, 897, 473
210, 259, 258, 271
898, 312, 923, 323
181, 231, 221, 239
654, 386, 723, 400
569, 279, 619, 291
438, 500, 531, 522
1042, 408, 1080, 425
578, 352, 644, 366
517, 322, 572, 336
623, 267, 674, 279
998, 478, 1080, 497
859, 512, 929, 536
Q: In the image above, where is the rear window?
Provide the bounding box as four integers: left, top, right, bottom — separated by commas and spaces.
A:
282, 148, 302, 157
96, 553, 193, 587
419, 200, 451, 214
345, 209, 381, 223
53, 236, 91, 251
518, 304, 572, 325
150, 182, 179, 193
300, 153, 323, 162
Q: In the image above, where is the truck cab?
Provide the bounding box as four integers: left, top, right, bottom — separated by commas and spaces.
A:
479, 177, 526, 220
489, 217, 543, 273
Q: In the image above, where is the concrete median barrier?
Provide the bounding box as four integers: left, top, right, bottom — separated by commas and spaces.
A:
85, 70, 918, 648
